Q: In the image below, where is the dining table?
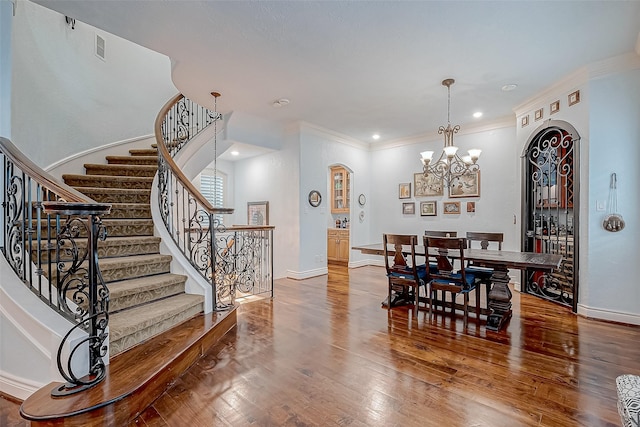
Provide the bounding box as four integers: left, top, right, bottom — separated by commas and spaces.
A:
352, 243, 563, 331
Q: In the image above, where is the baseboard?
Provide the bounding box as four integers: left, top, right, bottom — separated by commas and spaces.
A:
577, 303, 640, 326
348, 259, 383, 268
0, 370, 43, 401
286, 268, 328, 280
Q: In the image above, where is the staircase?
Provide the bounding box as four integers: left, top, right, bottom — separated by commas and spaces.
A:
62, 146, 204, 356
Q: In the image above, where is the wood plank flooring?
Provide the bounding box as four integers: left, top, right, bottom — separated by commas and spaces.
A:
4, 265, 639, 426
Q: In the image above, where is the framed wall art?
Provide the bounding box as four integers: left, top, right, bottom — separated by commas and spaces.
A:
308, 190, 321, 207
402, 202, 415, 215
521, 115, 529, 127
443, 201, 461, 215
466, 201, 476, 213
568, 90, 580, 106
534, 108, 543, 121
449, 171, 480, 198
399, 183, 411, 199
420, 201, 437, 216
414, 173, 444, 197
247, 201, 269, 225
550, 100, 560, 115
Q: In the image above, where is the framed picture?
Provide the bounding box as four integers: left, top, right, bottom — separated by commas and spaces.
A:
449, 171, 480, 198
443, 201, 460, 215
247, 201, 269, 225
402, 202, 415, 215
568, 90, 580, 106
399, 183, 411, 199
420, 201, 437, 216
414, 173, 444, 197
308, 190, 321, 207
466, 201, 476, 213
534, 108, 543, 121
550, 100, 560, 115
521, 115, 529, 127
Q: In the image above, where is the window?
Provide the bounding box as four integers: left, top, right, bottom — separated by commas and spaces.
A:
199, 172, 225, 225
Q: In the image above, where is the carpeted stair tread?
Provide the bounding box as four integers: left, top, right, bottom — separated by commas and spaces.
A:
84, 163, 157, 177
129, 148, 158, 156
105, 203, 151, 219
73, 186, 150, 204
108, 273, 187, 312
106, 155, 158, 165
98, 253, 173, 282
63, 174, 153, 189
109, 273, 187, 299
108, 293, 204, 354
33, 236, 161, 260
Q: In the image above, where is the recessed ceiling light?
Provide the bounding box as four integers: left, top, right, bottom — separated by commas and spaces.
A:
230, 151, 239, 156
473, 112, 483, 118
272, 98, 290, 108
372, 134, 380, 140
501, 84, 518, 92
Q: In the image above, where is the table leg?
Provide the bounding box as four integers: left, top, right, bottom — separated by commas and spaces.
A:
486, 270, 512, 331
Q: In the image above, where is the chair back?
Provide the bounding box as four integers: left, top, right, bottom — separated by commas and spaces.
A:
383, 234, 420, 278
424, 236, 470, 287
425, 230, 457, 238
466, 232, 503, 250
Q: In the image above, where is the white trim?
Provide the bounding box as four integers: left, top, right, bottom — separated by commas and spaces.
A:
577, 303, 640, 326
44, 134, 154, 171
298, 121, 369, 150
348, 259, 382, 268
0, 370, 44, 401
285, 267, 328, 280
370, 115, 514, 151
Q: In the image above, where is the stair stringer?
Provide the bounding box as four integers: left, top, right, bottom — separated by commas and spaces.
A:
0, 256, 91, 400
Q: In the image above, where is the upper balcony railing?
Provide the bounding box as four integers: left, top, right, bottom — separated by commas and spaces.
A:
1, 137, 111, 396
154, 94, 274, 311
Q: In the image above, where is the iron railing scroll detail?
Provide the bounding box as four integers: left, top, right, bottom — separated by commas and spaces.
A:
155, 94, 275, 311
1, 137, 112, 397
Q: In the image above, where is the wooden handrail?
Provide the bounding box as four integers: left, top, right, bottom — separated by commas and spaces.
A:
154, 94, 218, 213
0, 137, 97, 203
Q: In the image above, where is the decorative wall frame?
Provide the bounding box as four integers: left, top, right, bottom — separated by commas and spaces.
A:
308, 190, 321, 207
550, 100, 560, 115
443, 201, 460, 215
247, 201, 269, 225
466, 201, 476, 213
521, 115, 529, 127
534, 108, 544, 121
399, 183, 411, 199
414, 173, 444, 197
568, 90, 580, 106
420, 201, 437, 216
402, 202, 415, 215
449, 171, 480, 198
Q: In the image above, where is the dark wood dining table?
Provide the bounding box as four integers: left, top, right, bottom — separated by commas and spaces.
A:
352, 243, 563, 331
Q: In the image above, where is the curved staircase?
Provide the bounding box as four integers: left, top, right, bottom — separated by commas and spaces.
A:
62, 145, 204, 356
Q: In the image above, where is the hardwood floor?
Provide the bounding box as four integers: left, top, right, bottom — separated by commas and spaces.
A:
4, 265, 639, 426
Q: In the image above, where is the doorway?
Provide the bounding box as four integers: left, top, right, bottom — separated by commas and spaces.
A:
521, 121, 579, 311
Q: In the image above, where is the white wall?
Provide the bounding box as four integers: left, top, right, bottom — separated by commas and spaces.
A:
1, 0, 12, 139
11, 1, 176, 167
298, 126, 372, 274
233, 130, 301, 279
370, 125, 520, 251
583, 68, 640, 323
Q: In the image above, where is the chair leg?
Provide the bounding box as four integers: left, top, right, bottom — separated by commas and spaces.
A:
428, 285, 433, 320
388, 282, 392, 311
475, 287, 481, 318
463, 293, 469, 327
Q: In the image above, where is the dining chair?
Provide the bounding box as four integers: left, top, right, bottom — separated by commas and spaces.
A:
465, 232, 504, 303
424, 236, 480, 326
383, 234, 427, 315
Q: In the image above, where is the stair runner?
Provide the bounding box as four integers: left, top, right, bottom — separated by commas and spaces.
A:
61, 147, 203, 356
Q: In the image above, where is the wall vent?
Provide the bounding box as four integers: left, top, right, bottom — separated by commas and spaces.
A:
95, 34, 105, 60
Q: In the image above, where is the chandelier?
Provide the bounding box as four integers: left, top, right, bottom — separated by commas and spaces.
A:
420, 78, 481, 187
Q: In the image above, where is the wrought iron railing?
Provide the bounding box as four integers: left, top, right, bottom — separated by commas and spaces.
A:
1, 137, 111, 396
154, 94, 274, 311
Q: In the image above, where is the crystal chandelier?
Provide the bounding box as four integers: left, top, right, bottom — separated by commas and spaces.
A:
420, 79, 481, 187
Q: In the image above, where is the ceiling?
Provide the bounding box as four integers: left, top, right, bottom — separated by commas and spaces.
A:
33, 0, 640, 145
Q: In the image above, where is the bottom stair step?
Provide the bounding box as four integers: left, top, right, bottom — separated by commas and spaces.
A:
109, 293, 204, 356
20, 308, 237, 427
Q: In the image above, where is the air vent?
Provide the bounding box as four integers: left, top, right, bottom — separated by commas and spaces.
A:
95, 34, 105, 60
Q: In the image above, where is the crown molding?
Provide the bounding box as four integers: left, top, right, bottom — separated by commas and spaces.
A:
298, 121, 369, 150
370, 115, 515, 152
514, 52, 640, 116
